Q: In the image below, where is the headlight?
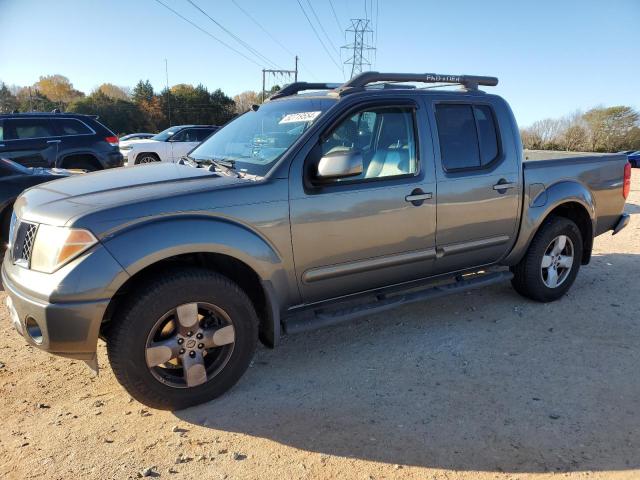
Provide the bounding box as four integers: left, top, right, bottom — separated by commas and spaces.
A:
120, 145, 132, 151
30, 225, 98, 273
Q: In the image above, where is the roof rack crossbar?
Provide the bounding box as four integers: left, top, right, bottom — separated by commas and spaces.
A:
338, 72, 499, 93
269, 82, 341, 100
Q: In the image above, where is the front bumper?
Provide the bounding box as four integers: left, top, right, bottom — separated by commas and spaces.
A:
3, 271, 108, 360
2, 244, 128, 360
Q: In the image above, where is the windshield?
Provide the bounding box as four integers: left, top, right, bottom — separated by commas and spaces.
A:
151, 127, 180, 142
188, 97, 336, 176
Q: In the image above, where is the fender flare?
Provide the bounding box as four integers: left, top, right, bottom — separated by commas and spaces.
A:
100, 215, 292, 343
57, 151, 101, 168
502, 180, 595, 266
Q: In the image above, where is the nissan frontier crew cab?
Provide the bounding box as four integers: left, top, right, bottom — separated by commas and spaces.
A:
3, 72, 631, 410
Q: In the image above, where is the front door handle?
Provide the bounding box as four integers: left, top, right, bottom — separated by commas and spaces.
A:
47, 139, 61, 144
405, 188, 433, 206
493, 180, 516, 192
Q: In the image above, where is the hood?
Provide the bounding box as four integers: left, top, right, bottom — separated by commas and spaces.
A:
120, 138, 158, 148
14, 162, 246, 227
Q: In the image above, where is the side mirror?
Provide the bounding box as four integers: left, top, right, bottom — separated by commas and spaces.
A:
316, 149, 363, 181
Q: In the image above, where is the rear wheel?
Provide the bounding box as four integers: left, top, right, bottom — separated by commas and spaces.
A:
511, 216, 583, 302
107, 268, 259, 410
136, 153, 160, 164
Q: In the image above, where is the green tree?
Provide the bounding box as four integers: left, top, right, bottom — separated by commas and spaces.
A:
69, 91, 144, 135
132, 80, 155, 104
0, 82, 18, 113
14, 87, 56, 112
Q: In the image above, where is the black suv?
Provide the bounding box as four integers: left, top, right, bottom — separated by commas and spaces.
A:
0, 112, 123, 171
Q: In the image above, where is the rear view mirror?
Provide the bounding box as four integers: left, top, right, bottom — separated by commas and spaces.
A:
316, 150, 363, 181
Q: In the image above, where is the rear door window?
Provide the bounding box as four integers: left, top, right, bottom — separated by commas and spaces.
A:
56, 118, 93, 135
474, 105, 499, 166
435, 103, 500, 171
5, 118, 56, 140
435, 104, 480, 170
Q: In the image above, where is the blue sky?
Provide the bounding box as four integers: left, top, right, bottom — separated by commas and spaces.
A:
0, 0, 638, 126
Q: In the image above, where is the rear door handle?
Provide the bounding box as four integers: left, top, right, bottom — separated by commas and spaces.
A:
47, 139, 61, 144
493, 181, 516, 191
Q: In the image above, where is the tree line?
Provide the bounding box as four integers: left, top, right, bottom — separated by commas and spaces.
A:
520, 106, 640, 153
0, 74, 275, 135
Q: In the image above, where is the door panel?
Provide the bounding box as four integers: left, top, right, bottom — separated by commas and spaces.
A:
427, 97, 521, 274
289, 102, 437, 303
0, 139, 58, 167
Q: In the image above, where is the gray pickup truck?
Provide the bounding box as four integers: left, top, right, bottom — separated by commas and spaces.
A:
2, 72, 631, 410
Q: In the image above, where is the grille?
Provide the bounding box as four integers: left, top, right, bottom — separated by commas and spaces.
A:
11, 221, 38, 266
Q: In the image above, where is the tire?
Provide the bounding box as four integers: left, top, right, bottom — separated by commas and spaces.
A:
64, 159, 100, 171
1, 206, 12, 252
107, 267, 259, 410
510, 216, 583, 302
136, 153, 160, 164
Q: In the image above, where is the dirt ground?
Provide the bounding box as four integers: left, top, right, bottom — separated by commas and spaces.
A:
1, 173, 639, 480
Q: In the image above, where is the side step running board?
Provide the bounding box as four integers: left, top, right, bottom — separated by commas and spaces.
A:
283, 270, 513, 335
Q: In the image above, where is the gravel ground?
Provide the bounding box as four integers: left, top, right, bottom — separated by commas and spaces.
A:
0, 173, 639, 480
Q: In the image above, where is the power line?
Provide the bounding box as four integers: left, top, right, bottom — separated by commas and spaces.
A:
305, 0, 340, 56
328, 0, 343, 34
186, 0, 281, 69
151, 0, 262, 67
295, 0, 342, 72
229, 0, 318, 80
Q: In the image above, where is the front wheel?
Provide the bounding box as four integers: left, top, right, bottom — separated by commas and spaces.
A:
511, 216, 583, 302
107, 268, 259, 410
136, 153, 160, 164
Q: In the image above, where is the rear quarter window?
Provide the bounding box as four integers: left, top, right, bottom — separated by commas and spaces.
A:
56, 118, 93, 135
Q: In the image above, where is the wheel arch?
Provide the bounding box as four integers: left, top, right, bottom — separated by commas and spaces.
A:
503, 180, 595, 266
100, 217, 292, 348
59, 152, 102, 170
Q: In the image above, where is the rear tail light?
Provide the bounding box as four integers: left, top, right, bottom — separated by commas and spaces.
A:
105, 136, 119, 147
623, 162, 631, 199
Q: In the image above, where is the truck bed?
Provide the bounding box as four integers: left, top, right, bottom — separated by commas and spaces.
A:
522, 150, 628, 236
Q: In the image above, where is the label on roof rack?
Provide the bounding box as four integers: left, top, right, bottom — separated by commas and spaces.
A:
279, 111, 322, 124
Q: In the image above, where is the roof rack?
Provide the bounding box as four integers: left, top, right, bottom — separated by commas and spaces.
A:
337, 71, 499, 93
269, 82, 341, 100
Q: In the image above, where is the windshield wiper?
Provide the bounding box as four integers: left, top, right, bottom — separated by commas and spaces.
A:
209, 157, 242, 178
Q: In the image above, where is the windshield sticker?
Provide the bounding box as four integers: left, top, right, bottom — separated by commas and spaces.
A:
278, 111, 322, 124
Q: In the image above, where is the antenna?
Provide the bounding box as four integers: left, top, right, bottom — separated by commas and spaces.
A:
341, 19, 375, 79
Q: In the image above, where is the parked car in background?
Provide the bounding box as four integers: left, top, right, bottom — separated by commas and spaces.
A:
119, 133, 156, 154
0, 112, 123, 171
2, 72, 630, 410
627, 151, 640, 167
0, 158, 74, 248
120, 133, 155, 142
122, 125, 218, 165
